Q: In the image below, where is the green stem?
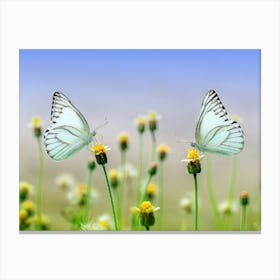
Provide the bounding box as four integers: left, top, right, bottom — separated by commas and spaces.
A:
206, 154, 222, 230
133, 133, 144, 230
145, 225, 150, 231
226, 156, 238, 230
136, 133, 143, 207
102, 164, 119, 230
141, 174, 153, 203
85, 168, 93, 222
118, 150, 126, 229
158, 160, 164, 230
36, 137, 44, 230
151, 131, 156, 161
241, 205, 247, 230
193, 173, 199, 231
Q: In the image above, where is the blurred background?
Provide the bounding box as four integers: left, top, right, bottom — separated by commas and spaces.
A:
19, 49, 260, 231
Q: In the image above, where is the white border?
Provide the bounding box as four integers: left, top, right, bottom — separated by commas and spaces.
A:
1, 1, 279, 280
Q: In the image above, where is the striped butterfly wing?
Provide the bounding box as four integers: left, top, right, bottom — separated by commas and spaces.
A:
44, 92, 93, 161
195, 90, 244, 156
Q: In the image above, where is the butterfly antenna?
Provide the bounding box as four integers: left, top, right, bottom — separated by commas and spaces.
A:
95, 117, 109, 131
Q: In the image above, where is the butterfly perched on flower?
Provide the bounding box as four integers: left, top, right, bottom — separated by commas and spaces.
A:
192, 90, 244, 156
44, 92, 96, 161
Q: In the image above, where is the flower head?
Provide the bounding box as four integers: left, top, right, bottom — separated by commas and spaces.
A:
81, 214, 113, 231
180, 196, 193, 213
30, 117, 43, 138
147, 110, 161, 132
32, 214, 51, 230
240, 191, 249, 206
87, 156, 96, 171
19, 181, 33, 202
182, 148, 204, 174
157, 144, 169, 161
91, 143, 110, 165
135, 115, 146, 134
137, 201, 160, 228
146, 182, 158, 200
118, 132, 129, 151
54, 174, 75, 191
21, 199, 35, 215
109, 168, 120, 189
148, 161, 158, 176
67, 183, 98, 206
218, 200, 238, 215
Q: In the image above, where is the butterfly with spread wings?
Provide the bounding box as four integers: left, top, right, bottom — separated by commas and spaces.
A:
44, 92, 96, 161
192, 90, 244, 156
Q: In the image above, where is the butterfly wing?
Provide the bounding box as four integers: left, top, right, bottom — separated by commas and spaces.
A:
195, 90, 244, 156
44, 92, 93, 161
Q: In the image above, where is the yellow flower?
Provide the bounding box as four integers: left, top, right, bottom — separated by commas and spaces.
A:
182, 148, 204, 174
32, 117, 42, 129
19, 209, 28, 222
137, 201, 160, 228
19, 181, 33, 201
157, 144, 169, 161
118, 132, 129, 151
91, 143, 110, 165
82, 214, 113, 230
109, 169, 120, 189
148, 110, 160, 132
135, 115, 146, 133
32, 214, 51, 230
22, 200, 35, 214
146, 182, 157, 199
139, 201, 160, 214
30, 117, 43, 137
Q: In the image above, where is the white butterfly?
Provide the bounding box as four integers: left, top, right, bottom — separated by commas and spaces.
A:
44, 92, 96, 161
192, 90, 244, 156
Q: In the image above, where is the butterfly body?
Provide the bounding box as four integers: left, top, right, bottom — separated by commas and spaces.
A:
193, 90, 244, 156
44, 92, 96, 161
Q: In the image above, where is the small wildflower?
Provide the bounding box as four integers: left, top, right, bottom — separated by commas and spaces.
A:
218, 200, 238, 215
54, 174, 75, 191
146, 182, 158, 200
30, 117, 43, 138
182, 148, 204, 174
19, 181, 33, 202
118, 132, 129, 151
82, 214, 113, 231
32, 214, 51, 230
157, 144, 169, 161
180, 197, 193, 213
135, 115, 146, 134
137, 201, 160, 228
67, 183, 98, 206
87, 156, 96, 171
19, 209, 28, 222
19, 209, 32, 230
22, 200, 35, 215
109, 169, 120, 189
240, 191, 249, 206
148, 111, 160, 132
91, 143, 110, 165
148, 161, 158, 176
